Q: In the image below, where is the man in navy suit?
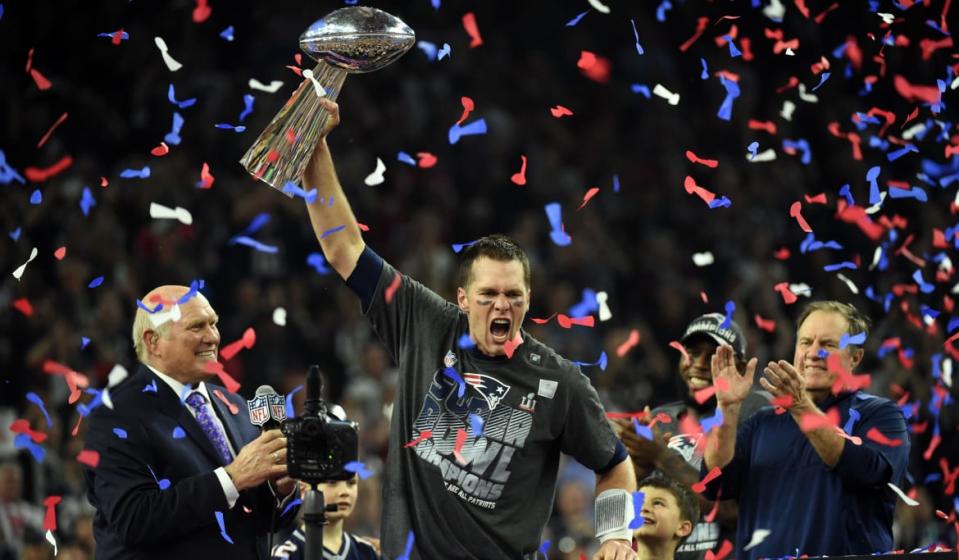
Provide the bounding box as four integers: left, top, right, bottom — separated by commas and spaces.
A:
83, 285, 298, 559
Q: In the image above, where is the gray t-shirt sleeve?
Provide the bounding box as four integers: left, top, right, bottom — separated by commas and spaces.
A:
559, 364, 619, 471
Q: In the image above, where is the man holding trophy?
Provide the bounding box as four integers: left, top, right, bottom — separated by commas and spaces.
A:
239, 7, 639, 559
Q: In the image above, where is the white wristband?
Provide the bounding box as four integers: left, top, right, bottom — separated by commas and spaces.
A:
595, 489, 634, 543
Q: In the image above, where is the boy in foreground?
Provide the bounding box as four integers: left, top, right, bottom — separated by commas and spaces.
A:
633, 475, 699, 560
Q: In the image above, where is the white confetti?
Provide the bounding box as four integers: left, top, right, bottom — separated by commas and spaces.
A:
749, 149, 777, 162
249, 79, 285, 93
596, 291, 612, 322
865, 191, 887, 215
789, 283, 812, 298
836, 273, 860, 294
780, 100, 796, 121
301, 69, 327, 98
586, 0, 611, 14
785, 47, 796, 56
652, 84, 680, 106
943, 358, 953, 389
154, 36, 183, 72
364, 157, 387, 186
901, 122, 927, 141
877, 12, 895, 24
12, 247, 38, 281
887, 482, 919, 506
45, 529, 58, 556
797, 83, 818, 103
107, 364, 129, 389
149, 303, 182, 328
938, 255, 953, 273
743, 529, 771, 551
149, 202, 193, 225
692, 252, 714, 267
869, 247, 883, 271
951, 74, 959, 90
273, 307, 287, 326
763, 0, 785, 19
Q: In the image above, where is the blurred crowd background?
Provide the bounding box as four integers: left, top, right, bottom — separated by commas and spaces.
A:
1, 0, 958, 558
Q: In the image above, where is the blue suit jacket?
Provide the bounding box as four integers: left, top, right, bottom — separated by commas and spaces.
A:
83, 365, 297, 559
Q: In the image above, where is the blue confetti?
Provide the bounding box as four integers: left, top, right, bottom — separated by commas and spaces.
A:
281, 498, 302, 517
172, 426, 186, 439
566, 10, 589, 26
167, 84, 196, 109
457, 334, 475, 349
437, 43, 451, 60
573, 351, 608, 371
396, 531, 415, 560
700, 58, 709, 80
838, 183, 855, 206
281, 181, 318, 204
306, 253, 332, 275
214, 511, 234, 543
229, 236, 279, 253
468, 413, 485, 437
451, 239, 479, 253
286, 384, 303, 419
320, 224, 346, 239
782, 138, 812, 165
811, 72, 831, 92
241, 212, 270, 236
538, 540, 551, 560
708, 195, 732, 208
77, 388, 105, 417
143, 380, 158, 393
177, 279, 205, 305
0, 149, 26, 185
14, 434, 45, 463
630, 19, 645, 55
96, 30, 129, 41
30, 189, 42, 205
888, 185, 927, 201
721, 300, 735, 329
630, 84, 651, 98
238, 94, 255, 122
219, 25, 235, 41
818, 348, 830, 359
912, 269, 934, 293
656, 0, 672, 21
613, 174, 620, 193
120, 166, 151, 179
632, 418, 653, 440
723, 35, 741, 58
701, 408, 724, 433
88, 276, 105, 288
164, 112, 184, 145
866, 166, 882, 205
214, 123, 246, 132
9, 227, 20, 241
842, 408, 861, 434
80, 186, 96, 216
26, 392, 53, 428
630, 491, 646, 529
746, 141, 759, 160
416, 41, 437, 61
544, 202, 571, 246
397, 151, 416, 166
887, 143, 919, 162
147, 464, 171, 490
569, 288, 598, 318
344, 461, 374, 479
80, 336, 90, 350
443, 367, 466, 398
823, 261, 857, 272
113, 428, 128, 439
449, 118, 488, 144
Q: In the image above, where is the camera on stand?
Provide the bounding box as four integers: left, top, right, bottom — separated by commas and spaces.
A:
283, 364, 359, 560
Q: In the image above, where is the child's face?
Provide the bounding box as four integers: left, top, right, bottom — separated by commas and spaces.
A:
633, 486, 693, 544
300, 476, 359, 522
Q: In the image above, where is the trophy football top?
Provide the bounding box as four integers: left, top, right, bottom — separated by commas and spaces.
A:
299, 6, 416, 73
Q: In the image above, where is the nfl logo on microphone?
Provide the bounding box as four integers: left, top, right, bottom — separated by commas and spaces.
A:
247, 395, 270, 426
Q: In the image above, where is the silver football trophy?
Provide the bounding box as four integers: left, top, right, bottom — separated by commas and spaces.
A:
240, 6, 415, 194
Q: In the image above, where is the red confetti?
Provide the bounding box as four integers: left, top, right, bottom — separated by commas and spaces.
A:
866, 427, 903, 447
26, 47, 35, 72
404, 430, 433, 448
616, 329, 640, 357
111, 29, 125, 46
577, 187, 600, 210
203, 361, 241, 393
550, 105, 573, 118
789, 201, 813, 233
212, 388, 240, 415
683, 176, 716, 204
42, 496, 62, 531
9, 419, 48, 443
151, 142, 170, 156
25, 155, 74, 183
453, 428, 468, 464
416, 152, 437, 168
773, 247, 790, 260
285, 129, 297, 144
827, 122, 863, 160
692, 466, 722, 493
747, 120, 777, 135
679, 17, 709, 52
941, 458, 959, 495
385, 272, 402, 304
461, 12, 483, 48
577, 51, 611, 83
775, 76, 799, 94
503, 332, 524, 359
358, 223, 370, 232
793, 0, 811, 18
100, 176, 109, 187
511, 155, 527, 186
705, 540, 734, 560
192, 0, 211, 23
804, 193, 828, 204
924, 434, 941, 461
76, 449, 100, 468
799, 408, 841, 433
669, 340, 690, 365
12, 298, 34, 316
456, 96, 475, 126
814, 3, 840, 23
37, 112, 68, 148
220, 327, 256, 361
30, 69, 52, 90
700, 291, 709, 303
694, 378, 728, 405
703, 493, 722, 523
42, 360, 87, 403
893, 75, 941, 104
199, 162, 215, 189
685, 150, 719, 168
773, 282, 798, 305
754, 314, 776, 332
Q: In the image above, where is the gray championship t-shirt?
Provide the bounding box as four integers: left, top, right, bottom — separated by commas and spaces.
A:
365, 261, 618, 559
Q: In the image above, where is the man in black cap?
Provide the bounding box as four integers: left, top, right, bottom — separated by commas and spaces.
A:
614, 313, 768, 560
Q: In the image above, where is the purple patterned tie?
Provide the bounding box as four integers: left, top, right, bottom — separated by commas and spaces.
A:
185, 391, 234, 466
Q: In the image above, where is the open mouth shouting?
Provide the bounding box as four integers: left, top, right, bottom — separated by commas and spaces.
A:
490, 318, 512, 344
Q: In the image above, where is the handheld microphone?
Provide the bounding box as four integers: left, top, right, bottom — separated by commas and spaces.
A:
247, 385, 287, 431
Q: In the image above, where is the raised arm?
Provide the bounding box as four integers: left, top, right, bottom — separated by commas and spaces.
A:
302, 99, 366, 280
704, 345, 757, 470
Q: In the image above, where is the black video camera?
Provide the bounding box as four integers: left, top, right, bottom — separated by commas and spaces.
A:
283, 365, 359, 484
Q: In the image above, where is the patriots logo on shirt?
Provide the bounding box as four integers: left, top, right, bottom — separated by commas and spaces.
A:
463, 373, 511, 411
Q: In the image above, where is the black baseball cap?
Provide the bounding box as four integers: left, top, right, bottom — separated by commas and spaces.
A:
680, 313, 746, 357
